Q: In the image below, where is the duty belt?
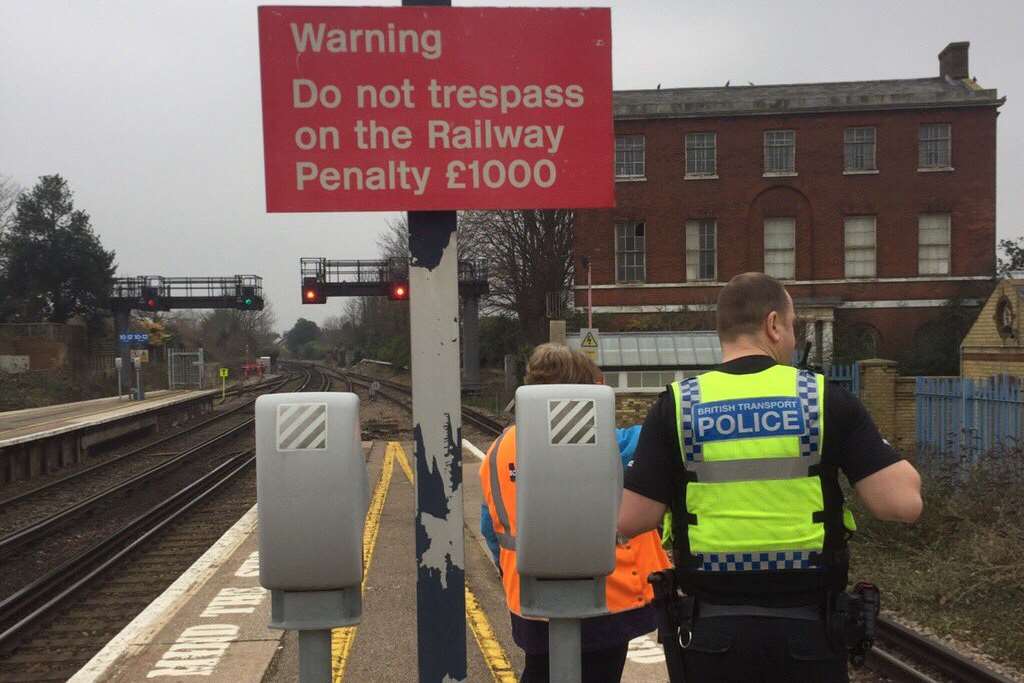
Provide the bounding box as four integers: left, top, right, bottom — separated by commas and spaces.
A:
697, 602, 821, 621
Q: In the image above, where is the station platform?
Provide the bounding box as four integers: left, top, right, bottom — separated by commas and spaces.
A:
0, 389, 218, 485
68, 439, 668, 682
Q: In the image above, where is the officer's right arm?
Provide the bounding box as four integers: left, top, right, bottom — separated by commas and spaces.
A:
618, 391, 676, 539
618, 490, 667, 539
853, 460, 923, 523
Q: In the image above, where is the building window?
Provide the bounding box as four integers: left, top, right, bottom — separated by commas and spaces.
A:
616, 222, 646, 282
615, 135, 645, 178
763, 217, 796, 279
918, 213, 951, 275
844, 127, 877, 172
621, 370, 681, 392
764, 130, 795, 174
686, 132, 717, 176
686, 220, 717, 281
844, 216, 877, 278
918, 124, 951, 169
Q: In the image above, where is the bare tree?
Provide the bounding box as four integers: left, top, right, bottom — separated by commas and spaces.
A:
0, 175, 19, 234
460, 209, 574, 344
170, 302, 279, 363
376, 215, 485, 261
377, 210, 574, 345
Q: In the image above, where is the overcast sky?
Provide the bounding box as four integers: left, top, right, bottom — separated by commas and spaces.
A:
2, 0, 1021, 333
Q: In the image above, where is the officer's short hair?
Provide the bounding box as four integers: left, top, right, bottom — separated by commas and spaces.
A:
525, 343, 600, 385
716, 272, 791, 342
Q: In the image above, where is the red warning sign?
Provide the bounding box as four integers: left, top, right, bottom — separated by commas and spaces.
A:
257, 6, 613, 213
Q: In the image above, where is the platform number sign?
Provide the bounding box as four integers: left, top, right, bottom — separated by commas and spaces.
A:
548, 398, 597, 445
119, 332, 149, 345
276, 402, 328, 451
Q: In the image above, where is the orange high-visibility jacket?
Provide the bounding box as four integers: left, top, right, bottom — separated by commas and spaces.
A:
479, 426, 671, 616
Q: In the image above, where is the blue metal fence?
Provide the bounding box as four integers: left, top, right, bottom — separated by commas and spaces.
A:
827, 364, 860, 396
916, 375, 1024, 460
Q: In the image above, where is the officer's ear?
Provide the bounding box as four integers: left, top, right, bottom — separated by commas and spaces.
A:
764, 310, 783, 343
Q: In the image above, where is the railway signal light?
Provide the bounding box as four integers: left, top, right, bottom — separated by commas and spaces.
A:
302, 277, 326, 304
238, 285, 258, 309
388, 281, 409, 301
140, 286, 163, 311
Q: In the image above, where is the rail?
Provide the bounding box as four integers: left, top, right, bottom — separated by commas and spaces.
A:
0, 375, 290, 515
869, 617, 1017, 683
0, 368, 327, 651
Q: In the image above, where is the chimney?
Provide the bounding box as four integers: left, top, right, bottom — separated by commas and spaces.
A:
939, 41, 970, 80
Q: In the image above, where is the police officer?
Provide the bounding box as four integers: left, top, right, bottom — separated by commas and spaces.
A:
617, 272, 923, 682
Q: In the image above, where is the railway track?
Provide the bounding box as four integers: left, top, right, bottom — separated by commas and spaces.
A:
319, 364, 506, 437
868, 618, 1018, 683
0, 366, 331, 680
0, 373, 296, 557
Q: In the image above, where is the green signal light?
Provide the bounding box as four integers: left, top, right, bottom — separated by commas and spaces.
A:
244, 298, 254, 306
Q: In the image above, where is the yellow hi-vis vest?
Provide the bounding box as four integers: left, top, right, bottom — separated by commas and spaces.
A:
665, 365, 849, 575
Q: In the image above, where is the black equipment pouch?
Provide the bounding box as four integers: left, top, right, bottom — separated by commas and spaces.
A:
649, 570, 693, 683
829, 582, 881, 668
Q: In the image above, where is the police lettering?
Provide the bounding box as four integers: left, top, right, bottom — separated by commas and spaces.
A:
693, 397, 805, 443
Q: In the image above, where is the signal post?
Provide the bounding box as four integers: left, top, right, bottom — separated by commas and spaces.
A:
258, 4, 612, 679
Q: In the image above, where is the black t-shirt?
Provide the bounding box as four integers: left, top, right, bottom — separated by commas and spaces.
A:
624, 355, 903, 604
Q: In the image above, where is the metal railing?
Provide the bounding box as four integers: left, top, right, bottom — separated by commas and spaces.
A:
112, 276, 263, 300
300, 257, 488, 287
916, 374, 1023, 460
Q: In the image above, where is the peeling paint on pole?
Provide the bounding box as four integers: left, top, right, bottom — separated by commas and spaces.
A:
409, 211, 456, 270
409, 212, 467, 682
408, 200, 465, 681
414, 417, 466, 679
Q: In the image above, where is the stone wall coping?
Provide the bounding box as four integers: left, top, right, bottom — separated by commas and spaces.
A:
858, 358, 899, 368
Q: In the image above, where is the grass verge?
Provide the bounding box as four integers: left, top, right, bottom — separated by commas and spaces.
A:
848, 449, 1024, 671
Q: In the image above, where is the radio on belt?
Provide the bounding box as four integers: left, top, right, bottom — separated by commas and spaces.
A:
514, 383, 620, 682
255, 391, 369, 682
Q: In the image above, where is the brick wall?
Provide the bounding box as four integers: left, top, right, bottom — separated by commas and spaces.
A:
616, 394, 656, 427
576, 104, 998, 356
858, 359, 899, 442
963, 359, 1024, 379
894, 377, 917, 453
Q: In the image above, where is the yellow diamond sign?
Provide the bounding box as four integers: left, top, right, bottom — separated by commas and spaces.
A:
580, 328, 599, 363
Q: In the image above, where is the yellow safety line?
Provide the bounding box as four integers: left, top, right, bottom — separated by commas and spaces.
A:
331, 442, 395, 682
466, 586, 518, 682
370, 440, 512, 679
393, 441, 515, 682
394, 442, 414, 484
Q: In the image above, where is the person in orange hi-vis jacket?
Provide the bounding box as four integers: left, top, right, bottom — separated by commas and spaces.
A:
480, 343, 670, 683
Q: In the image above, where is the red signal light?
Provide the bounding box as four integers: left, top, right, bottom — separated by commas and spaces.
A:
301, 277, 325, 304
147, 299, 157, 309
388, 281, 409, 301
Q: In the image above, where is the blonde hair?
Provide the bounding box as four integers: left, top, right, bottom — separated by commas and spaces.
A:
524, 343, 601, 385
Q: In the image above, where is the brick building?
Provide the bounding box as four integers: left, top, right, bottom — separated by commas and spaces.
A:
960, 273, 1024, 379
575, 42, 1004, 366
